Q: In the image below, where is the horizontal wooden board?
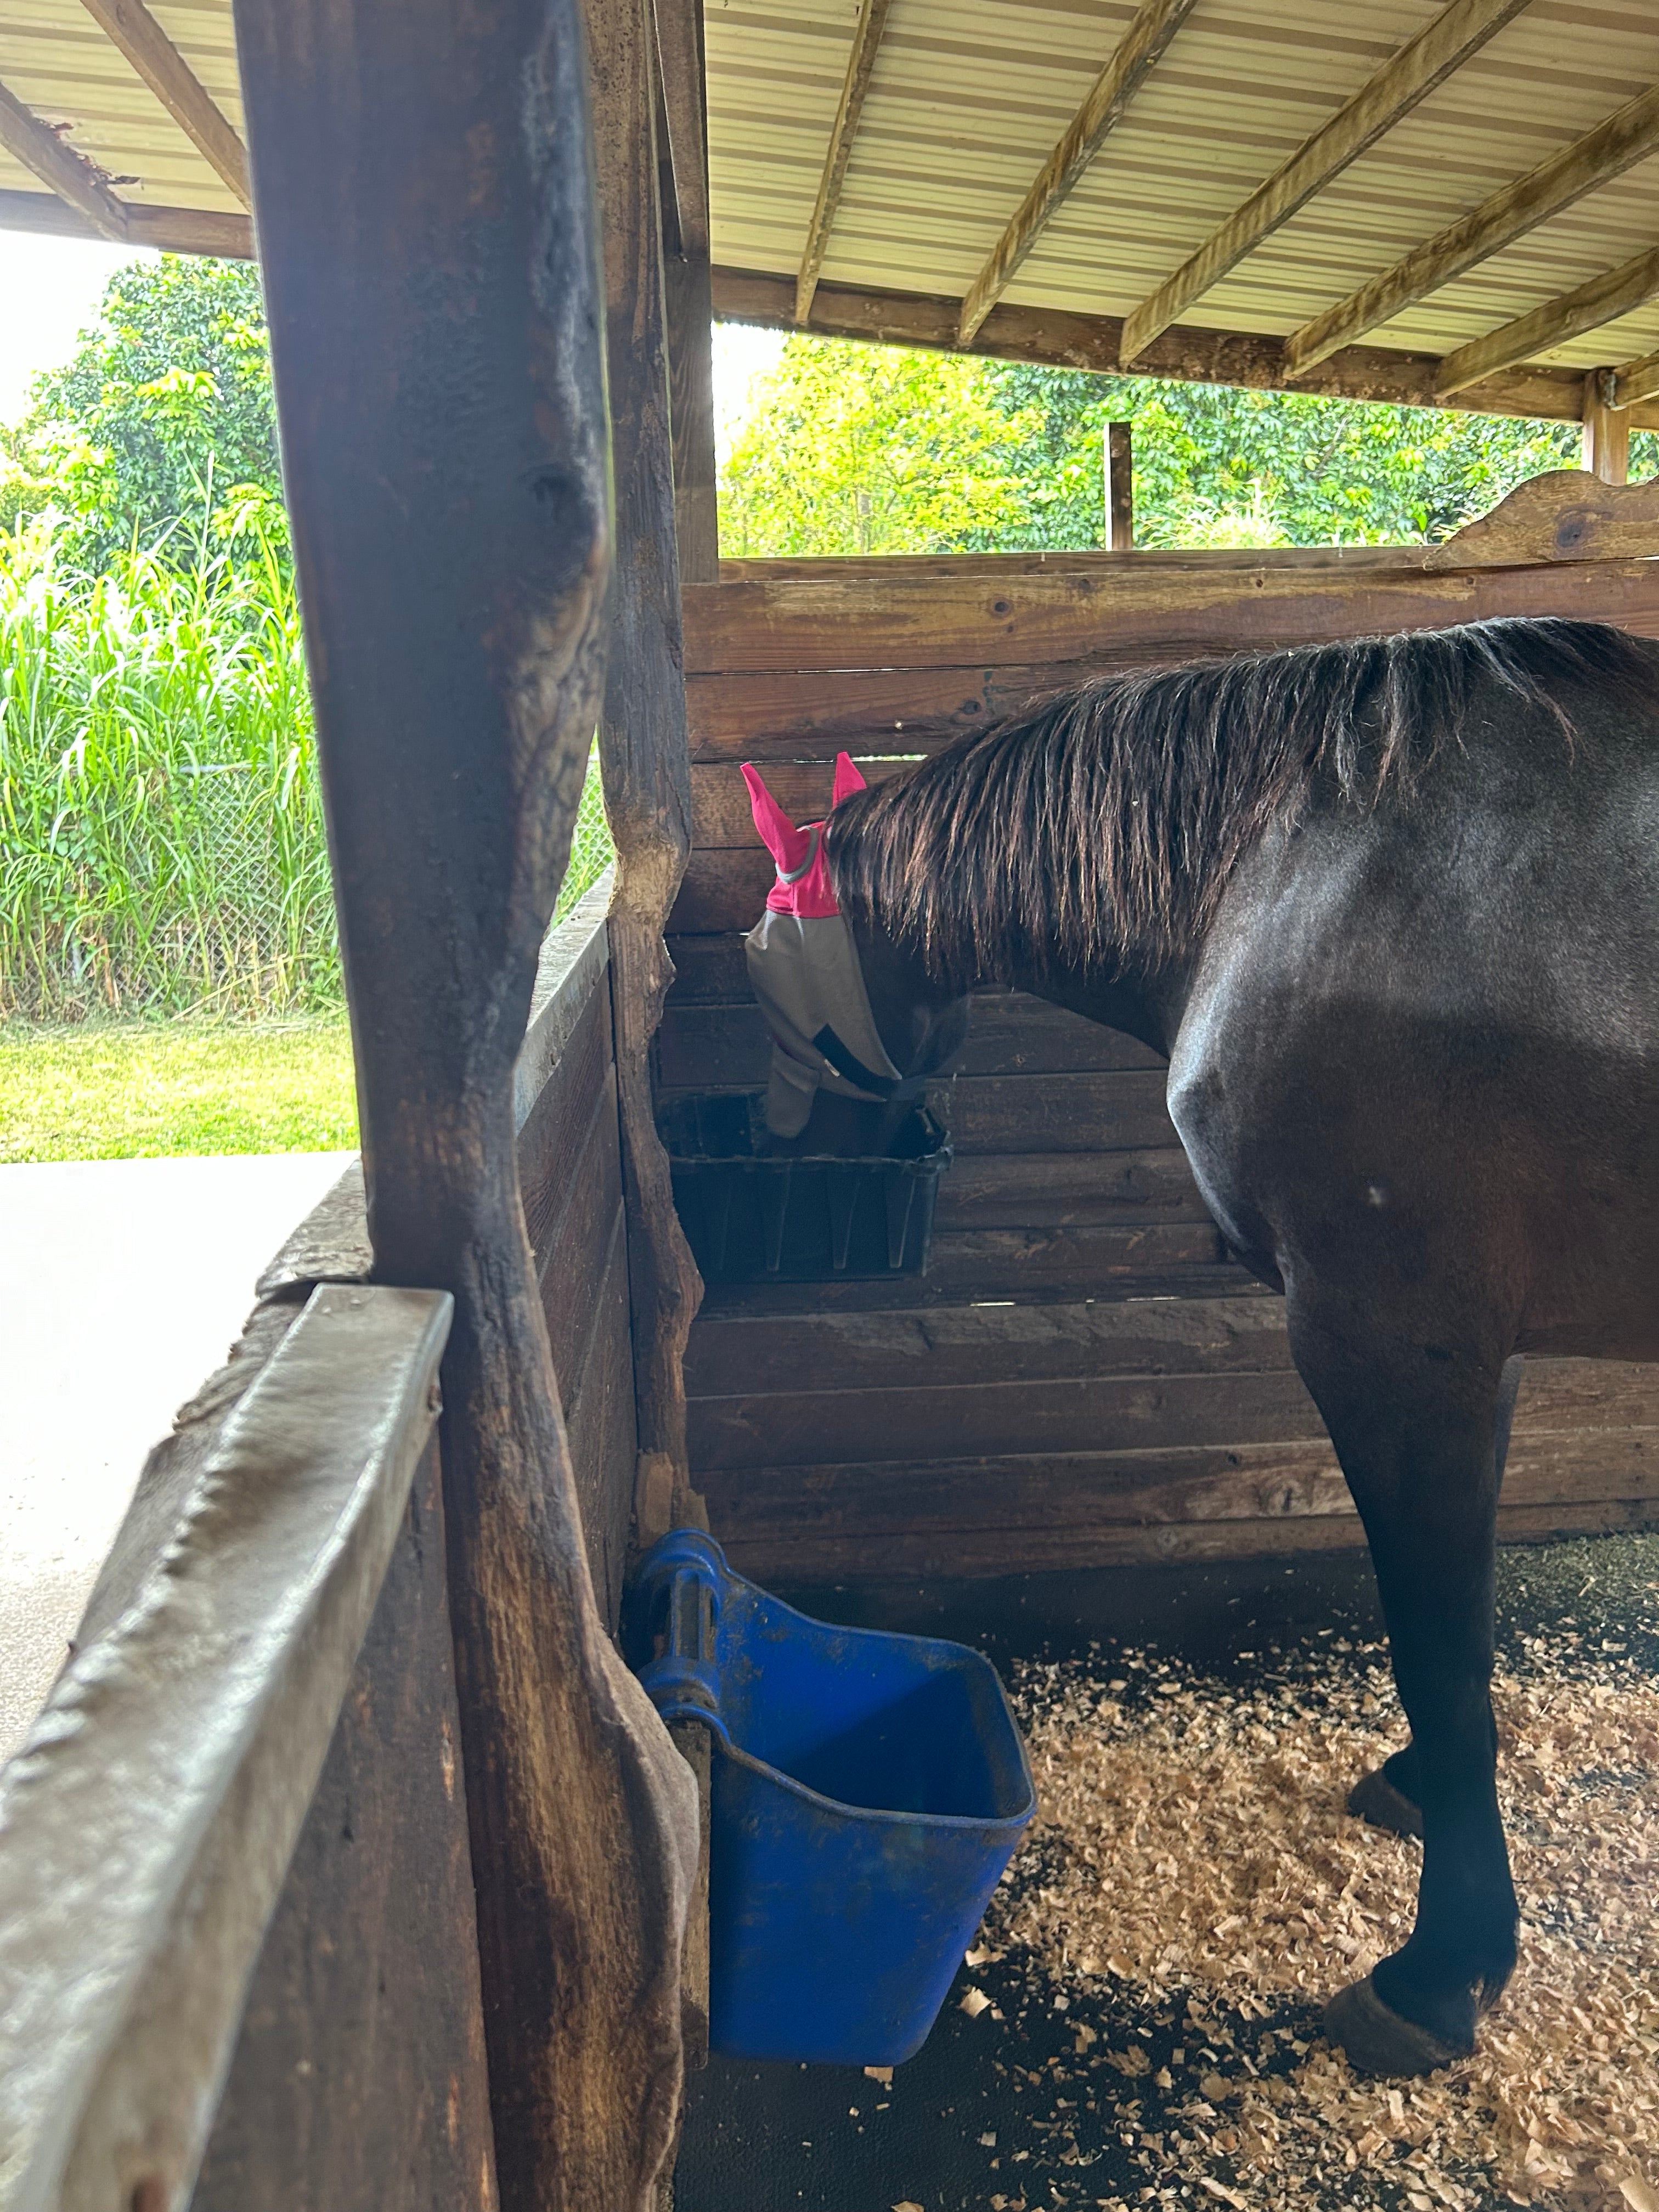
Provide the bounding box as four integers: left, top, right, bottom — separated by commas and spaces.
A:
535, 1068, 625, 1416
692, 757, 911, 846
656, 994, 1161, 1088
687, 663, 1083, 761
721, 548, 1446, 583
684, 1290, 1294, 1397
936, 1150, 1208, 1230
682, 561, 1659, 677
694, 1257, 1266, 1318
689, 1358, 1659, 1474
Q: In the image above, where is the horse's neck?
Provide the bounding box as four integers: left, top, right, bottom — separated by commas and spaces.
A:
1018, 960, 1188, 1064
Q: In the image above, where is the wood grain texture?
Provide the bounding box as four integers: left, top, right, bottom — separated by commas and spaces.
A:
229, 3, 698, 2205
652, 0, 707, 257
1284, 79, 1659, 376
957, 0, 1198, 345
563, 1214, 639, 1629
586, 0, 706, 1513
1104, 419, 1133, 550
1582, 368, 1632, 486
794, 0, 890, 325
191, 1435, 498, 2212
1435, 242, 1659, 399
713, 268, 1659, 432
78, 0, 250, 204
1423, 468, 1659, 568
1617, 343, 1659, 411
1118, 0, 1534, 364
0, 74, 130, 238
0, 1285, 450, 2212
0, 184, 252, 255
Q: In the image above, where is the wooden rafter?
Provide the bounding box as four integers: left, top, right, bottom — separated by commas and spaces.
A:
1616, 346, 1659, 411
958, 0, 1198, 347
0, 75, 129, 240
1119, 0, 1533, 367
795, 0, 891, 325
1436, 242, 1659, 398
78, 0, 249, 206
713, 266, 1659, 431
0, 183, 250, 254
1284, 80, 1659, 376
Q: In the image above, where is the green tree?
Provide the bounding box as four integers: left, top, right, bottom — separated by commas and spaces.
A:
1, 256, 280, 567
719, 337, 1037, 554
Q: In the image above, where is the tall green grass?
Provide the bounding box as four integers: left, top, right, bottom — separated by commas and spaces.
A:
0, 512, 613, 1021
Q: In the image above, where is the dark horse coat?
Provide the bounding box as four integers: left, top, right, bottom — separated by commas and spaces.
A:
793, 615, 1659, 2076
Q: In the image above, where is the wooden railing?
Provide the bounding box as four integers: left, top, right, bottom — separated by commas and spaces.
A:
0, 879, 638, 2212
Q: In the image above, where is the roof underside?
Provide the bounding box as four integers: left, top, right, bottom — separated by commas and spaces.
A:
5, 0, 1659, 414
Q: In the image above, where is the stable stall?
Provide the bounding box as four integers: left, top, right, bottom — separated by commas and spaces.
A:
4, 0, 1659, 2204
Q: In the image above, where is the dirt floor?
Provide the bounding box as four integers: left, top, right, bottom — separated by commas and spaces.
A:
675, 1535, 1659, 2212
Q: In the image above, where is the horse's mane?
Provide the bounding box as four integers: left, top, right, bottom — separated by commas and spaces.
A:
824, 616, 1659, 989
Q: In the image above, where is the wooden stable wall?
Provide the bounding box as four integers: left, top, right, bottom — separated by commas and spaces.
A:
664, 548, 1659, 1583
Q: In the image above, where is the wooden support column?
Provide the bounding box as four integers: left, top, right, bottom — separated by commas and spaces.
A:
228, 3, 698, 2209
586, 0, 707, 1534
1105, 419, 1133, 549
1583, 368, 1632, 484
657, 0, 719, 585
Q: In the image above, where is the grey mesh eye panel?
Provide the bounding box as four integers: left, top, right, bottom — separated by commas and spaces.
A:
744, 908, 905, 1137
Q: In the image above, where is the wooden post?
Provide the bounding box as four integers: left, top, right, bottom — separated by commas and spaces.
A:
1105, 417, 1135, 549
656, 0, 719, 583
585, 0, 707, 1536
1583, 367, 1632, 484
227, 3, 698, 2209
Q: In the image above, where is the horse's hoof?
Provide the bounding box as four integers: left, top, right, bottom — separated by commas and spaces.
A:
1324, 1974, 1470, 2076
1347, 1765, 1424, 1839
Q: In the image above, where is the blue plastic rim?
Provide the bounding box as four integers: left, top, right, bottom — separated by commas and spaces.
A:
626, 1530, 1036, 2067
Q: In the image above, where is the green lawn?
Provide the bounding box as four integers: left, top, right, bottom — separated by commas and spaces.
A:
0, 1020, 359, 1163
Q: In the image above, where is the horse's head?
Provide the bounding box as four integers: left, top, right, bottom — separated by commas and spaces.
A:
742, 756, 968, 1156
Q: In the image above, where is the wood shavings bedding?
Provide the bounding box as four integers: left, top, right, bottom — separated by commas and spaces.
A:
978, 1630, 1659, 2211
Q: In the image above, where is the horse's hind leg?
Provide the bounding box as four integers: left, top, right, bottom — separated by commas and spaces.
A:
1347, 1352, 1523, 1843
1289, 1311, 1519, 2074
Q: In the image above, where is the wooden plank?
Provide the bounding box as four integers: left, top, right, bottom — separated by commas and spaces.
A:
1119, 0, 1535, 365
696, 1257, 1265, 1318
1283, 81, 1659, 377
1583, 368, 1632, 486
78, 0, 251, 205
934, 1149, 1206, 1228
794, 0, 891, 325
691, 755, 908, 846
655, 994, 1161, 1088
712, 268, 1659, 432
719, 546, 1444, 582
1617, 345, 1659, 412
667, 250, 719, 582
515, 871, 613, 1130
653, 0, 708, 257
563, 1210, 638, 1629
191, 1435, 497, 2212
517, 977, 611, 1262
0, 1285, 450, 2212
533, 1066, 625, 1414
586, 0, 706, 1520
956, 0, 1199, 345
228, 1, 699, 2203
1104, 420, 1133, 550
0, 183, 252, 256
681, 556, 1659, 676
862, 1218, 1226, 1291
1422, 468, 1659, 569
0, 75, 130, 240
1435, 242, 1659, 400
684, 1291, 1295, 1398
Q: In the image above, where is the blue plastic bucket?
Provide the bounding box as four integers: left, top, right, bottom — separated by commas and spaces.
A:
627, 1530, 1035, 2066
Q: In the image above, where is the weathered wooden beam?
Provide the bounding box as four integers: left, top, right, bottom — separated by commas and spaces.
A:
1615, 343, 1659, 411
0, 75, 129, 240
227, 2, 698, 2208
78, 0, 250, 205
653, 0, 708, 257
668, 251, 719, 581
1582, 367, 1631, 485
713, 266, 1659, 429
584, 0, 707, 1523
958, 0, 1197, 346
1104, 417, 1133, 549
0, 182, 250, 253
795, 0, 890, 325
1421, 468, 1659, 568
1284, 79, 1659, 376
1435, 241, 1659, 398
0, 1283, 451, 2212
1119, 0, 1533, 365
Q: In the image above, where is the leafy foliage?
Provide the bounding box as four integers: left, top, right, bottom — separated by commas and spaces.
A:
720, 335, 1659, 553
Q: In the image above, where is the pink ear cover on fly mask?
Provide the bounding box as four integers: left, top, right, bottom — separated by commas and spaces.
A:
742, 753, 867, 919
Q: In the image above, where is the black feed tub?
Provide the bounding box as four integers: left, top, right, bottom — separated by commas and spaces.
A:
660, 1093, 952, 1283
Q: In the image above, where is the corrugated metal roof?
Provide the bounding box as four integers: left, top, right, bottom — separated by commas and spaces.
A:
4, 0, 1659, 386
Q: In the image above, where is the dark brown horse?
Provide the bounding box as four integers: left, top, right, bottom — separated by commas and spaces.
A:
771, 615, 1659, 2076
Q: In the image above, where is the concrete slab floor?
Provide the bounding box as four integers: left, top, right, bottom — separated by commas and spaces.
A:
0, 1152, 353, 1760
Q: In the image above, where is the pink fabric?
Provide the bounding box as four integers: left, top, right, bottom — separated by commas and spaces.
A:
743, 754, 867, 919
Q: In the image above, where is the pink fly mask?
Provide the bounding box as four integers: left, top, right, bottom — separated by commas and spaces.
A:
742, 754, 919, 1139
